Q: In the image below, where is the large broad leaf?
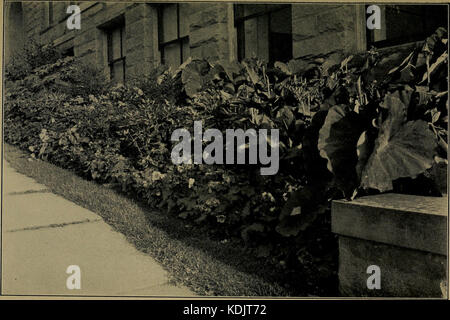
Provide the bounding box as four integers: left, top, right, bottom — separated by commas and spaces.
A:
276, 106, 295, 128
241, 223, 265, 243
429, 158, 448, 196
216, 60, 243, 82
274, 61, 292, 75
276, 185, 327, 237
241, 60, 262, 86
320, 52, 345, 76
419, 51, 448, 85
302, 110, 333, 183
360, 90, 438, 192
181, 59, 211, 97
318, 105, 365, 197
365, 51, 408, 84
387, 51, 415, 75
355, 131, 372, 182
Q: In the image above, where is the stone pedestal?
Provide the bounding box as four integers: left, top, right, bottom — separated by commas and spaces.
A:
332, 193, 448, 297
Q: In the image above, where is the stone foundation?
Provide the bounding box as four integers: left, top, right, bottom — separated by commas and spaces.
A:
332, 193, 448, 297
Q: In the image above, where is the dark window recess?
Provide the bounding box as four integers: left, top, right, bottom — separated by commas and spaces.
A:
63, 47, 74, 57
366, 5, 448, 48
106, 24, 125, 83
99, 16, 126, 83
158, 4, 190, 67
234, 4, 292, 64
48, 2, 54, 26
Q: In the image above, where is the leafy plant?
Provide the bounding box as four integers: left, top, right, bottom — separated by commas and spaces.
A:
318, 28, 447, 198
5, 39, 62, 81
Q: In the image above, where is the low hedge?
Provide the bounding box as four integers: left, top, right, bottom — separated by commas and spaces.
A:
5, 28, 448, 295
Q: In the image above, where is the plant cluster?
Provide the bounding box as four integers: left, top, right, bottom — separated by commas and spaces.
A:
179, 28, 448, 236
5, 39, 62, 81
4, 28, 448, 295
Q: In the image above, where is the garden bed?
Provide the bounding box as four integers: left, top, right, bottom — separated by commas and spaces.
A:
4, 29, 448, 296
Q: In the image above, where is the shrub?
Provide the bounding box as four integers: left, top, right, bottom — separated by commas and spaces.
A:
59, 60, 110, 97
127, 64, 185, 104
5, 39, 62, 81
6, 55, 110, 99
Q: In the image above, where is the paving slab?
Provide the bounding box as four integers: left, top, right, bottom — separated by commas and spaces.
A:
116, 283, 194, 296
3, 193, 101, 231
3, 221, 194, 296
3, 161, 48, 194
2, 161, 195, 297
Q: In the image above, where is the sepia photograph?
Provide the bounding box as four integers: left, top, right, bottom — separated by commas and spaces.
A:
1, 0, 449, 301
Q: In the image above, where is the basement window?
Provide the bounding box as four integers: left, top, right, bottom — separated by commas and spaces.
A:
63, 46, 75, 57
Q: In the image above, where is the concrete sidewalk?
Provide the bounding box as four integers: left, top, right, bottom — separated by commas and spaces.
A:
2, 160, 194, 297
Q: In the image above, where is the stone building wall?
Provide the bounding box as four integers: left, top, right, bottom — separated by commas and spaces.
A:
291, 4, 363, 58
188, 3, 235, 62
6, 2, 366, 80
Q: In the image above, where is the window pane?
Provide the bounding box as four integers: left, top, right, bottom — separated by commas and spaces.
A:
234, 4, 245, 20
235, 4, 288, 19
63, 47, 74, 57
270, 7, 291, 35
243, 5, 267, 17
386, 6, 425, 41
163, 42, 181, 67
162, 4, 178, 42
243, 15, 269, 61
48, 2, 54, 25
54, 2, 66, 23
368, 5, 448, 47
181, 37, 190, 62
236, 4, 292, 63
111, 60, 124, 83
256, 15, 269, 62
179, 4, 190, 38
235, 4, 267, 19
112, 28, 122, 60
372, 6, 387, 42
243, 18, 257, 59
270, 7, 292, 62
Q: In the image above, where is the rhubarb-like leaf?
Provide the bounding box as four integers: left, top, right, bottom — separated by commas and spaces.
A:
318, 105, 365, 197
181, 59, 211, 97
360, 90, 438, 192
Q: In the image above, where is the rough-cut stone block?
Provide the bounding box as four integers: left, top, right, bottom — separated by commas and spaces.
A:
332, 194, 448, 255
190, 41, 221, 61
125, 19, 150, 42
316, 6, 356, 34
124, 3, 148, 23
292, 15, 317, 42
292, 4, 341, 18
332, 193, 448, 297
75, 40, 97, 57
189, 5, 220, 31
293, 30, 355, 58
339, 236, 446, 297
74, 29, 97, 47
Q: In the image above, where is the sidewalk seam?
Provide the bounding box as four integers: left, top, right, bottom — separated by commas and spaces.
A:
7, 189, 51, 196
5, 218, 102, 233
